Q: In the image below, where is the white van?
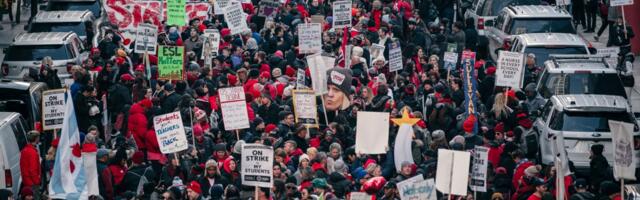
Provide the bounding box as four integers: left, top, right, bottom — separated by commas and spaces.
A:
0, 112, 30, 198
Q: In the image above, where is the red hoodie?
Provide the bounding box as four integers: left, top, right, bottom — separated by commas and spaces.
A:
145, 129, 167, 164
128, 102, 148, 149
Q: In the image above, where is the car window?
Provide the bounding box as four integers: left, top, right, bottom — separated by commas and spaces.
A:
507, 18, 576, 34
30, 86, 44, 123
48, 1, 101, 18
474, 0, 486, 15
494, 11, 506, 30
552, 111, 637, 132
4, 45, 71, 61
30, 22, 87, 37
523, 46, 588, 66
67, 43, 77, 59
10, 118, 27, 149
0, 89, 32, 124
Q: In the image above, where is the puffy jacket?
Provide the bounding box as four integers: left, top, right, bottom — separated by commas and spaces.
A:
97, 160, 115, 200
128, 103, 148, 149
144, 129, 166, 164
20, 144, 41, 186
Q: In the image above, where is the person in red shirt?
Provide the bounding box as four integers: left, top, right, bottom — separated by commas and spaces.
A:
20, 131, 41, 200
527, 178, 547, 200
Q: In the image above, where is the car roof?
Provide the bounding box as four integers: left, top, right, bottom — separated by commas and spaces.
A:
0, 112, 20, 127
33, 10, 93, 23
551, 94, 629, 112
543, 58, 617, 73
516, 33, 586, 46
12, 32, 75, 45
0, 79, 44, 91
506, 5, 571, 18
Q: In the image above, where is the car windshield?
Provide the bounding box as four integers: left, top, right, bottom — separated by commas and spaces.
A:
484, 0, 540, 16
30, 22, 87, 36
4, 45, 70, 61
524, 46, 588, 66
48, 1, 100, 18
0, 89, 31, 124
540, 73, 627, 98
553, 111, 636, 132
509, 18, 575, 34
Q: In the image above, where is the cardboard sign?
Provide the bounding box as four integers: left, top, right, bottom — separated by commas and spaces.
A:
219, 87, 250, 130
158, 46, 184, 80
388, 42, 403, 72
292, 90, 318, 127
436, 149, 471, 196
307, 54, 334, 95
332, 0, 351, 28
444, 52, 458, 70
134, 24, 158, 55
609, 120, 637, 181
258, 0, 280, 18
153, 111, 189, 154
42, 89, 66, 130
471, 146, 489, 192
297, 23, 322, 54
296, 68, 306, 89
350, 192, 373, 200
166, 0, 186, 26
241, 144, 274, 188
214, 0, 231, 14
355, 112, 390, 154
397, 178, 437, 200
224, 2, 251, 35
610, 0, 633, 6
495, 51, 525, 89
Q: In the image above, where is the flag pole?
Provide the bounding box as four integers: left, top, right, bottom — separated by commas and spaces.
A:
320, 95, 329, 127
235, 129, 240, 141
255, 186, 259, 200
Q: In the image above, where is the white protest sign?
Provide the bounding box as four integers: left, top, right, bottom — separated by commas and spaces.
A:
42, 89, 66, 130
496, 51, 525, 89
135, 23, 158, 55
241, 144, 274, 188
598, 47, 620, 67
611, 0, 633, 6
388, 42, 403, 72
296, 68, 306, 89
292, 90, 319, 127
219, 87, 250, 130
223, 2, 251, 35
202, 31, 221, 59
609, 120, 637, 181
153, 111, 189, 154
398, 178, 437, 200
436, 149, 471, 196
258, 0, 280, 18
370, 44, 385, 64
298, 23, 322, 54
444, 52, 458, 70
214, 0, 231, 14
332, 0, 351, 28
471, 146, 489, 192
349, 192, 372, 200
355, 112, 390, 154
307, 54, 332, 95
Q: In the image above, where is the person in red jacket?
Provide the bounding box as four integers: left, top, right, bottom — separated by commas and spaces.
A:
128, 99, 152, 150
20, 131, 41, 200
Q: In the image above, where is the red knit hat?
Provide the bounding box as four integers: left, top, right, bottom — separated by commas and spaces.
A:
132, 151, 145, 164
260, 71, 271, 79
140, 99, 153, 109
286, 66, 296, 77
494, 122, 504, 133
486, 66, 496, 75
227, 74, 238, 86
188, 181, 202, 194
463, 115, 476, 133
265, 124, 277, 133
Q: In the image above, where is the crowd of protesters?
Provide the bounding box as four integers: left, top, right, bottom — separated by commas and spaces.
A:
1, 0, 636, 199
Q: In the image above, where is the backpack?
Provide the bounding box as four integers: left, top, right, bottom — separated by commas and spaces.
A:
128, 167, 152, 195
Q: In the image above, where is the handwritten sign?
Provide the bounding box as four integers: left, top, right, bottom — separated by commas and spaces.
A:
292, 90, 318, 127
444, 52, 458, 70
397, 178, 437, 200
214, 0, 231, 14
219, 87, 250, 130
495, 51, 525, 89
332, 1, 351, 28
134, 23, 158, 55
224, 2, 250, 35
370, 44, 385, 64
153, 111, 188, 154
296, 68, 306, 89
471, 146, 489, 192
166, 0, 186, 26
609, 120, 637, 181
42, 89, 66, 130
388, 42, 403, 72
202, 30, 220, 62
258, 0, 280, 18
158, 46, 184, 80
241, 144, 274, 188
298, 23, 322, 54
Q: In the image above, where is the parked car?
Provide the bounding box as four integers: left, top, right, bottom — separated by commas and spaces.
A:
1, 32, 89, 80
0, 112, 30, 198
46, 0, 102, 19
463, 0, 540, 36
529, 94, 640, 172
536, 55, 627, 99
0, 80, 47, 130
507, 33, 593, 67
487, 5, 575, 61
28, 10, 98, 47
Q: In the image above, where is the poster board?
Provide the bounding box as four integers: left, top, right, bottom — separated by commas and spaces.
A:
166, 0, 186, 26
292, 90, 319, 127
241, 144, 274, 188
609, 120, 637, 180
355, 112, 390, 154
219, 87, 250, 130
495, 51, 525, 89
435, 149, 471, 196
388, 42, 403, 72
470, 146, 489, 192
332, 0, 351, 28
397, 178, 437, 200
297, 23, 322, 54
153, 111, 189, 154
223, 2, 251, 35
307, 54, 334, 95
257, 0, 280, 18
158, 46, 184, 80
42, 89, 66, 130
134, 23, 158, 55
444, 52, 458, 70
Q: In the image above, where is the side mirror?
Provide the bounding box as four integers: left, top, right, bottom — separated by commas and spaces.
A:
588, 47, 597, 55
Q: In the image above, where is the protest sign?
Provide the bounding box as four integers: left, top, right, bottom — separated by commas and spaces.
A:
495, 51, 525, 89
349, 192, 372, 200
202, 31, 220, 59
224, 2, 251, 35
219, 87, 250, 130
134, 24, 158, 55
471, 146, 489, 192
447, 43, 457, 53
42, 89, 66, 130
461, 51, 478, 116
213, 0, 231, 14
611, 0, 633, 6
609, 120, 637, 181
241, 144, 274, 188
307, 54, 333, 95
298, 23, 322, 54
158, 46, 184, 80
436, 149, 471, 196
598, 47, 620, 67
355, 112, 390, 154
397, 178, 437, 200
444, 52, 458, 70
166, 0, 186, 26
296, 68, 306, 89
388, 42, 403, 72
292, 90, 319, 127
370, 44, 385, 64
153, 111, 189, 154
332, 0, 351, 28
258, 0, 280, 18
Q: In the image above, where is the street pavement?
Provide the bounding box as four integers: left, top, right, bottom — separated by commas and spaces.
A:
0, 4, 33, 61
